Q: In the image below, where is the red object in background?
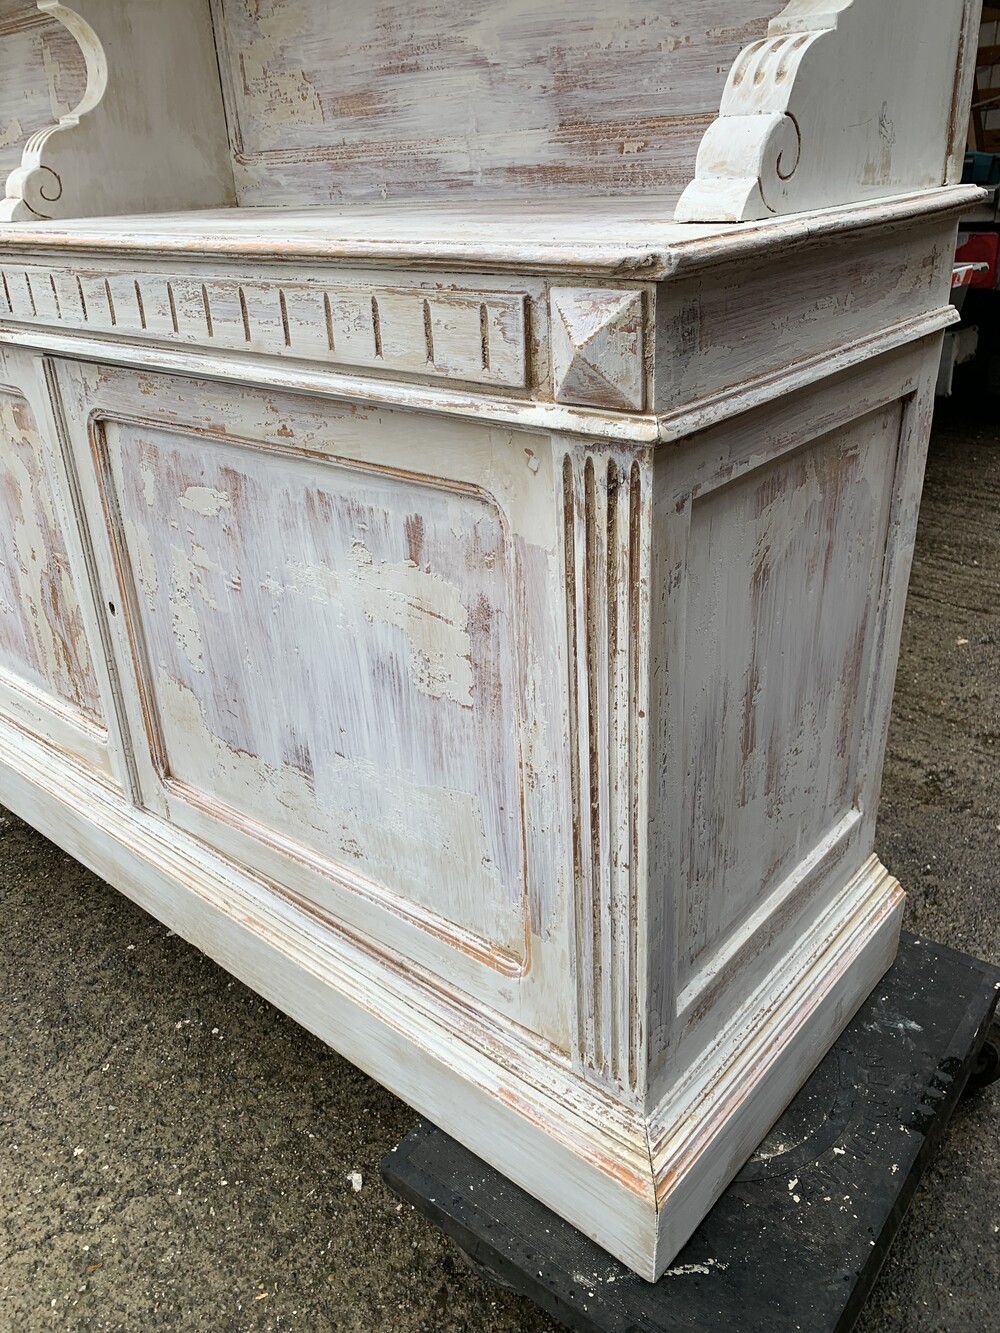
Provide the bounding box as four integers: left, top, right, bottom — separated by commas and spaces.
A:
956, 231, 1000, 289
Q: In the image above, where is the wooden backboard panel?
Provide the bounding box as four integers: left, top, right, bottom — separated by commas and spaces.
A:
211, 0, 777, 206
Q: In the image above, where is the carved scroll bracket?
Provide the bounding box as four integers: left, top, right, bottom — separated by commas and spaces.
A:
675, 0, 973, 224
1, 0, 234, 223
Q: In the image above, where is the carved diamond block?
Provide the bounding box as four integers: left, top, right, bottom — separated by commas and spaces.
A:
551, 288, 645, 412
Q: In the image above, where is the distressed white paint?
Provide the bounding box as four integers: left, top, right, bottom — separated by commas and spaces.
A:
0, 259, 529, 388
0, 1, 85, 187
551, 289, 645, 412
210, 0, 778, 207
1, 0, 233, 221
0, 343, 115, 777
677, 0, 979, 221
0, 0, 980, 1288
0, 387, 99, 715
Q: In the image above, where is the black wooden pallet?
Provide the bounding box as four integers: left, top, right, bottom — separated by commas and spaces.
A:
382, 933, 1000, 1333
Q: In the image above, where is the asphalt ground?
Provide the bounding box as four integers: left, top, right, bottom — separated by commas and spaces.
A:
1, 399, 998, 1332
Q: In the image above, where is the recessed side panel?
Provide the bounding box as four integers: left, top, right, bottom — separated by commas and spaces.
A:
0, 384, 106, 742
676, 403, 902, 997
98, 417, 528, 961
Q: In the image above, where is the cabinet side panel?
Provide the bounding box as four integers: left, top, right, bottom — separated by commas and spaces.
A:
676, 404, 901, 992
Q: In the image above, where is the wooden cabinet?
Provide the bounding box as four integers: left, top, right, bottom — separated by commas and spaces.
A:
0, 0, 983, 1282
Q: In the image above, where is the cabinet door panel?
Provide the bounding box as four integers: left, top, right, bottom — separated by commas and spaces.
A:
0, 355, 112, 777
59, 362, 570, 1041
106, 418, 526, 956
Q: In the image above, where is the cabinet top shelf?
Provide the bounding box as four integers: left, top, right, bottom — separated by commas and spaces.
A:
0, 190, 981, 280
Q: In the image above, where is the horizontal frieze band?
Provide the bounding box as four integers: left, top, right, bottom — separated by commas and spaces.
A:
0, 261, 530, 391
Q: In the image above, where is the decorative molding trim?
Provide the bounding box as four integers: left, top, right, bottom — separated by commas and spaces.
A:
0, 261, 528, 389
562, 448, 648, 1095
649, 856, 904, 1273
551, 289, 645, 411
675, 0, 970, 223
0, 715, 661, 1275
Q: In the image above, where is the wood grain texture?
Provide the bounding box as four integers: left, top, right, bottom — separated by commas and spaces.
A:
211, 0, 776, 207
645, 341, 939, 1095
654, 215, 959, 415
0, 187, 981, 279
677, 405, 899, 988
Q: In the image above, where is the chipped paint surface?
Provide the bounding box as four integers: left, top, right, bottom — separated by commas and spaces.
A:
0, 261, 529, 392
0, 386, 103, 724
178, 484, 232, 517
211, 0, 775, 205
102, 412, 530, 955
675, 404, 902, 991
263, 541, 475, 708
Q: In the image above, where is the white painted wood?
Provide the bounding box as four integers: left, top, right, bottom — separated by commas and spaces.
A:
654, 214, 960, 413
1, 0, 233, 222
677, 0, 981, 221
0, 1, 86, 188
208, 0, 778, 207
0, 186, 982, 278
0, 0, 982, 1286
0, 341, 117, 779
54, 357, 574, 1036
0, 257, 531, 389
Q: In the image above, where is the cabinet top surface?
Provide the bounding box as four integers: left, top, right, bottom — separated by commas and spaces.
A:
0, 189, 981, 280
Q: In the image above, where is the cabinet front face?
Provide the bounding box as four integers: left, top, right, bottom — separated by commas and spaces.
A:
0, 349, 112, 777
55, 362, 571, 1041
